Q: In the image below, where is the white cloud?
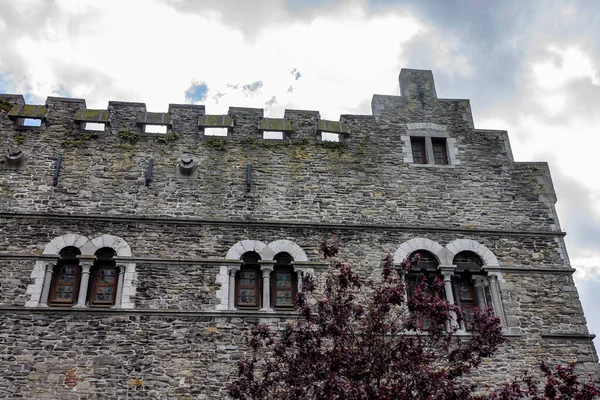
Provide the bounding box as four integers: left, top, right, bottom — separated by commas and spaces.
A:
1, 0, 422, 119
532, 45, 599, 90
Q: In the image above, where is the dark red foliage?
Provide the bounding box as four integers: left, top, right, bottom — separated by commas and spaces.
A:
230, 238, 599, 400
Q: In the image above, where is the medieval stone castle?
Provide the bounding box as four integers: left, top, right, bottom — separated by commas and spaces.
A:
0, 69, 596, 398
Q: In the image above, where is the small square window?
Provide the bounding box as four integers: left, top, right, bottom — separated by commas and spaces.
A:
84, 122, 105, 132
21, 118, 42, 127
411, 137, 427, 164
263, 131, 283, 140
145, 125, 167, 134
204, 127, 228, 137
321, 132, 340, 142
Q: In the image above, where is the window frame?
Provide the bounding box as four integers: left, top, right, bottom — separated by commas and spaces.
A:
88, 262, 119, 307
88, 247, 119, 307
48, 247, 82, 307
406, 250, 442, 330
235, 252, 262, 309
270, 253, 297, 310
452, 251, 487, 331
48, 260, 81, 306
410, 137, 427, 164
432, 137, 448, 165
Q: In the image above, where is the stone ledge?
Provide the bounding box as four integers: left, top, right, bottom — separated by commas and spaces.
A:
408, 163, 456, 169
0, 212, 567, 238
485, 266, 576, 275
541, 332, 596, 340
0, 306, 301, 319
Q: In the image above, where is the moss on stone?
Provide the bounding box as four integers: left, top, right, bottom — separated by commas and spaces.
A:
318, 141, 347, 151
0, 100, 13, 113
204, 137, 228, 151
117, 129, 139, 144
157, 132, 180, 144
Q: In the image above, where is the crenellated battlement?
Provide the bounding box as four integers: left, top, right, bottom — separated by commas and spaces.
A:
0, 68, 476, 140
0, 69, 559, 233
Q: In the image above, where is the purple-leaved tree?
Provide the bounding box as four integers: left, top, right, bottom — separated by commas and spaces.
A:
230, 237, 599, 400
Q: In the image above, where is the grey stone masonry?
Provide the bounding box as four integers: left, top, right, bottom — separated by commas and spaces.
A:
0, 69, 597, 398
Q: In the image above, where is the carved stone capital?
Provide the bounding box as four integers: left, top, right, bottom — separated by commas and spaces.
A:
261, 267, 273, 278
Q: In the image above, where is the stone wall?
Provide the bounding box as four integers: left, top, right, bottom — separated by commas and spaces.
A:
0, 69, 597, 398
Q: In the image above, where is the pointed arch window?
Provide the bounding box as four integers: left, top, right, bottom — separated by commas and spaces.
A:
48, 246, 81, 306
271, 252, 297, 309
89, 247, 119, 307
236, 252, 261, 308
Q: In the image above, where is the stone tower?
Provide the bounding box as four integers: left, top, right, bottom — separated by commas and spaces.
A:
0, 69, 596, 398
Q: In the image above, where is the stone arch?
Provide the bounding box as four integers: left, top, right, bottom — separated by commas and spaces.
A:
43, 233, 94, 255
445, 238, 499, 266
266, 239, 308, 262
393, 237, 450, 265
28, 233, 135, 308
225, 239, 273, 260
91, 234, 132, 257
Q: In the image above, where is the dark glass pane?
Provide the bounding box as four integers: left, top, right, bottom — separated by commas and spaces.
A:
95, 247, 116, 260
463, 305, 475, 327
459, 282, 474, 301
432, 138, 448, 165
98, 268, 116, 284
274, 252, 293, 266
276, 272, 292, 288
239, 289, 256, 305
410, 251, 439, 270
411, 137, 427, 164
94, 287, 113, 302
241, 252, 260, 265
276, 290, 293, 306
453, 251, 483, 271
59, 246, 81, 259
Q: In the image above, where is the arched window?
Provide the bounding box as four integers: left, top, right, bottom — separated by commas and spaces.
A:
48, 246, 81, 306
89, 247, 118, 307
236, 252, 261, 308
406, 251, 441, 330
409, 250, 439, 272
271, 252, 296, 309
452, 251, 486, 330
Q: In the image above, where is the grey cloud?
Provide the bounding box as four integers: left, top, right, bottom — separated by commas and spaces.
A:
573, 277, 600, 350
242, 81, 263, 96
399, 0, 600, 115
164, 0, 361, 40
537, 154, 600, 254
213, 91, 225, 104
265, 96, 277, 107
0, 2, 100, 75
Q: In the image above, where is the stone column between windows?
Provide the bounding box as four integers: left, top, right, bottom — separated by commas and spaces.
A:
473, 276, 486, 307
227, 266, 240, 311
115, 264, 126, 307
261, 267, 274, 311
439, 265, 458, 328
487, 272, 508, 328
295, 268, 305, 294
75, 262, 93, 308
424, 137, 435, 165
259, 260, 276, 312
38, 262, 56, 307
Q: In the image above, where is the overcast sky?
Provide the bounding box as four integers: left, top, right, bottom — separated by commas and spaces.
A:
1, 0, 599, 347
